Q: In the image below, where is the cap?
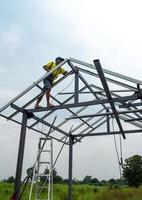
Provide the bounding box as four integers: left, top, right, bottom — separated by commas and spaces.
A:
55, 57, 64, 62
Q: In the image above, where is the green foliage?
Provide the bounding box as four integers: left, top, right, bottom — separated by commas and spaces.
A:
1, 182, 142, 200
123, 155, 142, 187
83, 175, 92, 184
6, 176, 15, 183
40, 167, 63, 184
82, 175, 99, 185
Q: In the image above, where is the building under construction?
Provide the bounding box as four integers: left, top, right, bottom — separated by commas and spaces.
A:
1, 58, 142, 200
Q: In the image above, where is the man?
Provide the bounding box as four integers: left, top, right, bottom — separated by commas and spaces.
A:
35, 57, 67, 109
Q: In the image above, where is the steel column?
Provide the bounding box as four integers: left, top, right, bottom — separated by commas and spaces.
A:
107, 109, 110, 133
68, 134, 73, 200
14, 111, 28, 200
74, 70, 79, 104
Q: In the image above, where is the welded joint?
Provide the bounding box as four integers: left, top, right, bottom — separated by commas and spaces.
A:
67, 61, 78, 74
11, 103, 34, 119
135, 84, 142, 99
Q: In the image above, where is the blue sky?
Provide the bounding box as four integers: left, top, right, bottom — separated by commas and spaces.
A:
1, 0, 142, 181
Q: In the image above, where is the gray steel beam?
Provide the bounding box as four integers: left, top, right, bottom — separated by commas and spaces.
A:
66, 108, 142, 119
27, 94, 138, 113
119, 114, 142, 129
124, 118, 142, 122
68, 134, 73, 200
94, 59, 125, 139
74, 128, 142, 137
70, 58, 142, 85
58, 89, 135, 95
14, 112, 27, 200
107, 109, 110, 133
74, 70, 79, 104
119, 102, 142, 108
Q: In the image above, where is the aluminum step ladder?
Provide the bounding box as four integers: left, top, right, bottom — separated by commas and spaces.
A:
29, 137, 53, 200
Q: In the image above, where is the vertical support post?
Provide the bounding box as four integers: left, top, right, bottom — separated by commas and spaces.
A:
68, 134, 74, 200
74, 70, 79, 104
51, 139, 53, 200
14, 111, 28, 200
106, 109, 110, 133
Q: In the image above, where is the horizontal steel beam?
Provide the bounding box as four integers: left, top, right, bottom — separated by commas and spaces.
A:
27, 94, 138, 113
125, 118, 142, 122
73, 129, 142, 137
58, 89, 135, 95
66, 108, 142, 119
119, 102, 142, 108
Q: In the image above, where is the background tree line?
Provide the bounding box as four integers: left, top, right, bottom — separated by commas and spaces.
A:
2, 155, 142, 188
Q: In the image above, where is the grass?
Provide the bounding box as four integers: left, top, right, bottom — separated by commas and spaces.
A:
0, 182, 142, 200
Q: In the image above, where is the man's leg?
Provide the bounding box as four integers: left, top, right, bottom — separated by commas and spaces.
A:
34, 94, 44, 109
46, 89, 54, 107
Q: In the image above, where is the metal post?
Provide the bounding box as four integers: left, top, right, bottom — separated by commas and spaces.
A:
51, 139, 53, 200
14, 111, 28, 200
75, 70, 79, 104
106, 109, 110, 133
68, 134, 73, 200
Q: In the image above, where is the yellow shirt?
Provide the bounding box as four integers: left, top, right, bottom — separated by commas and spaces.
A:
43, 61, 67, 80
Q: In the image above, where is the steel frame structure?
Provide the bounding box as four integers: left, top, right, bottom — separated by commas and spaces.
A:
1, 58, 142, 200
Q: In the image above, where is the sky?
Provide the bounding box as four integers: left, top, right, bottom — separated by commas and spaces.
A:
1, 0, 142, 181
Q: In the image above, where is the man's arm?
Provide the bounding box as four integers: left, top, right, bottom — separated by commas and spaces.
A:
43, 62, 53, 71
60, 68, 68, 75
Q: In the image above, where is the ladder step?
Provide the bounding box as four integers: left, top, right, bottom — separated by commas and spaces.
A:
40, 137, 52, 141
36, 174, 49, 177
36, 185, 48, 188
39, 162, 50, 164
36, 198, 49, 200
38, 150, 50, 153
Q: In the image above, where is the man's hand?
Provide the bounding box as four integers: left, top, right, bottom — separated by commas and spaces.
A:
63, 71, 68, 75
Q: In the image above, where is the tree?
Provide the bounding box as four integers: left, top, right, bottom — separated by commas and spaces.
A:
83, 175, 92, 184
108, 178, 117, 185
7, 176, 15, 183
91, 178, 99, 184
123, 155, 142, 187
40, 167, 63, 183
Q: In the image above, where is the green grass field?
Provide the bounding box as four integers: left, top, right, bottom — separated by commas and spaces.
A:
0, 182, 142, 200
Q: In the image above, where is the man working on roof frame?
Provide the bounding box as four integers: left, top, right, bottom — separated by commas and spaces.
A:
35, 57, 67, 109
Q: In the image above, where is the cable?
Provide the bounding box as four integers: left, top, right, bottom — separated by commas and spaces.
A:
112, 117, 123, 179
